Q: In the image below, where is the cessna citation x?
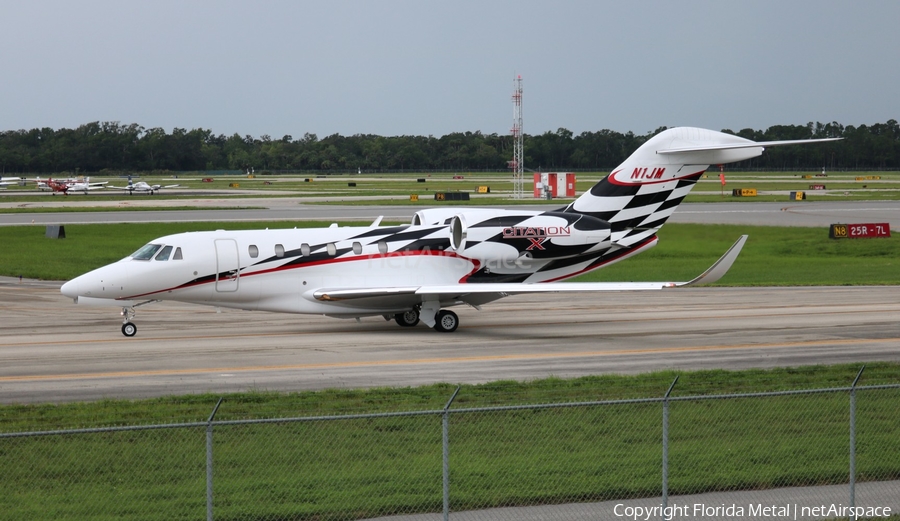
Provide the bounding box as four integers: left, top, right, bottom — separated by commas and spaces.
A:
61, 127, 838, 336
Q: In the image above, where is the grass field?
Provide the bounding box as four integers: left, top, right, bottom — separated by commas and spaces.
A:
1, 364, 899, 520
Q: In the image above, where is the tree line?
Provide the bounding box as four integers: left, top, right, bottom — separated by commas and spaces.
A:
0, 120, 897, 175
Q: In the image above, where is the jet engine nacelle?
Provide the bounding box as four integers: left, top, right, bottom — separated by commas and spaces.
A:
448, 210, 611, 262
411, 207, 528, 226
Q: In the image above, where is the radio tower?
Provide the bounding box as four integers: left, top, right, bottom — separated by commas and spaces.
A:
509, 75, 524, 199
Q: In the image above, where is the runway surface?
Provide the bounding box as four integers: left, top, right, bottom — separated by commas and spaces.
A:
2, 281, 898, 403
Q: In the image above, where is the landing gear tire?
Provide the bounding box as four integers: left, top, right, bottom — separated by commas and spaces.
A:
433, 310, 459, 333
122, 322, 137, 337
395, 309, 420, 327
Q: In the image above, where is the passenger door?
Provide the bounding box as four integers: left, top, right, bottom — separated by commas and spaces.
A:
214, 239, 240, 292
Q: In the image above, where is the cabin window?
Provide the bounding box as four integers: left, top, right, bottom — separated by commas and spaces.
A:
173, 247, 183, 260
352, 242, 362, 255
301, 243, 311, 256
326, 243, 337, 256
131, 243, 162, 260
249, 245, 259, 258
275, 244, 285, 258
154, 245, 173, 261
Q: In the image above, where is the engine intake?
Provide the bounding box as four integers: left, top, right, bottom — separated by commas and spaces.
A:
450, 214, 467, 251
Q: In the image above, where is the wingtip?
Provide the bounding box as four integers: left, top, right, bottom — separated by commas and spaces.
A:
676, 234, 748, 287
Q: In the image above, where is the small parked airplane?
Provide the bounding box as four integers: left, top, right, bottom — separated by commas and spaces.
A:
32, 177, 75, 194
33, 176, 107, 195
0, 176, 23, 188
65, 177, 109, 194
61, 127, 838, 336
108, 176, 180, 195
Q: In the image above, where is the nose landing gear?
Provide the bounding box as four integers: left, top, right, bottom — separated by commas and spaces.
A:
121, 306, 137, 337
121, 321, 137, 337
117, 300, 158, 337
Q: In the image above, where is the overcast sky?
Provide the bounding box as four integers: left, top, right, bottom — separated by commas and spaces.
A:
2, 1, 898, 138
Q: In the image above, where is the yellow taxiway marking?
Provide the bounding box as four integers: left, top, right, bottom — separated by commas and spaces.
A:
2, 336, 898, 383
1, 306, 894, 348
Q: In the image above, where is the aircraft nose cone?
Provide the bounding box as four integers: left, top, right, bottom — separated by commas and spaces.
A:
61, 278, 80, 298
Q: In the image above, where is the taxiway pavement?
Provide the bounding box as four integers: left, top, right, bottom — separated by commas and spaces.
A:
1, 282, 897, 403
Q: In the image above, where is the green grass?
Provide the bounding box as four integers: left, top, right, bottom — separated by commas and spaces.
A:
1, 222, 898, 284
1, 364, 899, 520
572, 223, 900, 286
6, 363, 898, 431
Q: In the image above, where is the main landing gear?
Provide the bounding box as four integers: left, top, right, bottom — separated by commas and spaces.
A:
392, 306, 459, 333
433, 310, 459, 333
394, 309, 420, 327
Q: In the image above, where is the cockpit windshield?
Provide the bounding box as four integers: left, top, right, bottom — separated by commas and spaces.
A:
155, 245, 173, 261
131, 243, 163, 260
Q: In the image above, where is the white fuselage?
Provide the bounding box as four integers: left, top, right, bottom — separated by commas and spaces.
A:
60, 212, 622, 317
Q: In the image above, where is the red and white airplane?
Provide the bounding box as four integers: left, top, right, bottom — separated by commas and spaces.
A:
34, 176, 107, 195
61, 128, 838, 336
33, 177, 72, 193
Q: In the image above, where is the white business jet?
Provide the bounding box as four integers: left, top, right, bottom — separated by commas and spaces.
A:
61, 127, 838, 336
108, 176, 180, 195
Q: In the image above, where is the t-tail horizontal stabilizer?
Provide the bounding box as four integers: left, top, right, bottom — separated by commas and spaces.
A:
657, 138, 842, 155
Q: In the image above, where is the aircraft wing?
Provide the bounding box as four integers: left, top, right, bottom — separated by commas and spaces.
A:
312, 235, 747, 306
107, 185, 135, 191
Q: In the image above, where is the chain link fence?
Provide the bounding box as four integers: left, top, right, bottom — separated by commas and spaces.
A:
2, 380, 899, 520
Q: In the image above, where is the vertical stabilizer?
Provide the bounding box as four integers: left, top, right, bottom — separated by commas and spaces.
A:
564, 127, 839, 248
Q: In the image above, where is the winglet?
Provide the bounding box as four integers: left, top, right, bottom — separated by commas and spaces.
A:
675, 235, 748, 287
